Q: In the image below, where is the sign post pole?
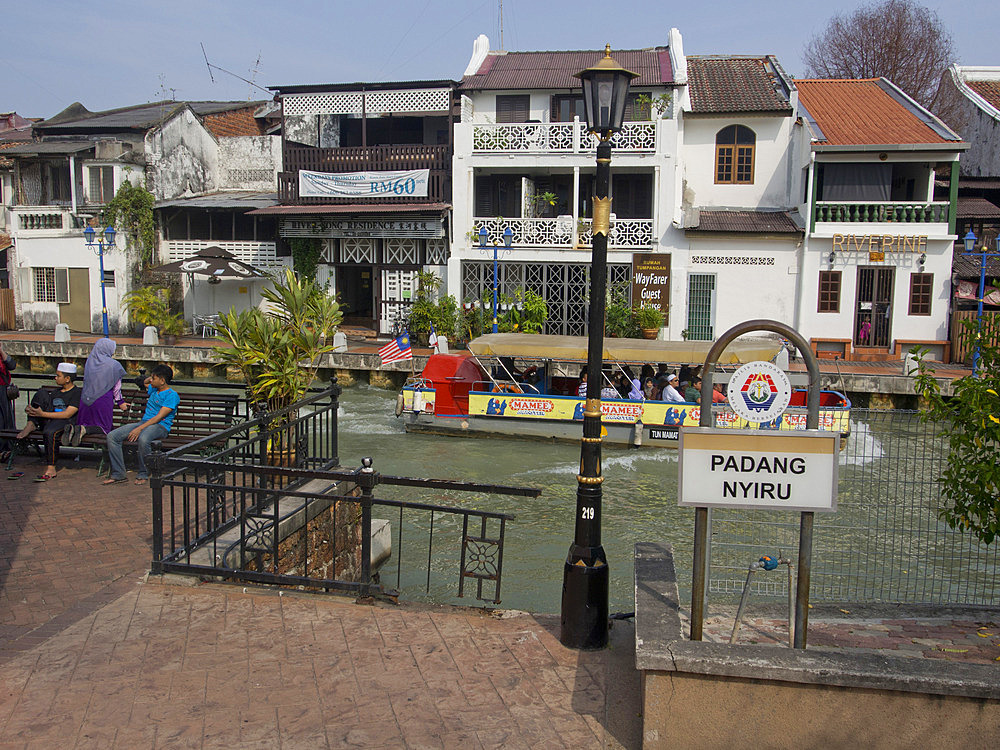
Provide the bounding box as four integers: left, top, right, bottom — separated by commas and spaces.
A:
688, 319, 823, 649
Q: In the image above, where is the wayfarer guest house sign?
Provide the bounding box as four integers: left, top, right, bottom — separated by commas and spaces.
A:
632, 254, 671, 320
299, 169, 430, 198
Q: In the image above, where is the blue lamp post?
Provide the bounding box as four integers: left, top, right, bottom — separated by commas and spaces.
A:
84, 224, 116, 337
961, 230, 1000, 377
478, 224, 514, 333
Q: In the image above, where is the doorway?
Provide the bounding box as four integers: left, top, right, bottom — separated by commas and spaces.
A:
58, 268, 92, 333
854, 266, 894, 348
337, 265, 374, 328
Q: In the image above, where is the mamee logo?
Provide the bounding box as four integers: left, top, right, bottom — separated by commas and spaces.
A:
509, 398, 556, 416
601, 402, 644, 421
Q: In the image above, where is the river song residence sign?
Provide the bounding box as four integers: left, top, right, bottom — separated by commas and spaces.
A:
678, 428, 838, 512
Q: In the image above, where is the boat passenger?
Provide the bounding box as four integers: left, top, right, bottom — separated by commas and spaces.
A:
684, 376, 702, 404
712, 381, 728, 403
661, 373, 685, 403
642, 376, 658, 400
622, 366, 643, 400
577, 369, 588, 397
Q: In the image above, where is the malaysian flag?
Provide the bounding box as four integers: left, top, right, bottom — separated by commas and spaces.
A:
378, 333, 413, 364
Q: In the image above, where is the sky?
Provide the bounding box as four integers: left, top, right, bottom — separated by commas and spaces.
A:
3, 0, 997, 119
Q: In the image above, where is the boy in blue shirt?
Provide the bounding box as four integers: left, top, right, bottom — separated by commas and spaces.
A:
103, 364, 180, 486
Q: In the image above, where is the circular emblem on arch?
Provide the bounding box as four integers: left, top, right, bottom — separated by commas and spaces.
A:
727, 360, 792, 424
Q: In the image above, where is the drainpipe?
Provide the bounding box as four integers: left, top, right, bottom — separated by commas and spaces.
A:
69, 155, 77, 214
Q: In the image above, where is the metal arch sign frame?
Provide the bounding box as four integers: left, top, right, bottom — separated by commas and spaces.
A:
686, 319, 826, 650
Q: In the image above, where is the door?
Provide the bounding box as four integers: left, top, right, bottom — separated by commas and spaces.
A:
59, 268, 91, 332
854, 266, 894, 348
337, 266, 374, 329
380, 269, 418, 334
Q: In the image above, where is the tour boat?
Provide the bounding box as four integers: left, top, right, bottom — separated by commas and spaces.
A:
395, 334, 851, 448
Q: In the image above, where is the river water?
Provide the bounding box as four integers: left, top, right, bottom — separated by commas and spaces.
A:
335, 384, 999, 614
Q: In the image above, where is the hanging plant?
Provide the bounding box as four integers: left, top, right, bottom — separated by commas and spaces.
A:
104, 179, 155, 280
289, 237, 324, 282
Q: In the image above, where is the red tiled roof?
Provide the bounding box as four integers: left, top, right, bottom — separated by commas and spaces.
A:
957, 197, 1000, 219
0, 233, 11, 251
966, 80, 1000, 110
687, 57, 791, 114
248, 203, 450, 216
796, 79, 956, 146
459, 48, 672, 91
688, 210, 802, 234
202, 106, 265, 137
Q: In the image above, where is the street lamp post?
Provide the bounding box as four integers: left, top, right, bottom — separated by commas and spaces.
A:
83, 224, 116, 338
478, 225, 514, 333
560, 45, 637, 650
961, 230, 1000, 377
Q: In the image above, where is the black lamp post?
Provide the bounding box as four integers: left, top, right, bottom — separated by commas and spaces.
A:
561, 45, 637, 650
84, 224, 116, 338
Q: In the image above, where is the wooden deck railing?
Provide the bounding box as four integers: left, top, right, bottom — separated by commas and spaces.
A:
950, 310, 1000, 363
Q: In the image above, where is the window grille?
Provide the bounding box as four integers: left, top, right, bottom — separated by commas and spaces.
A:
103, 270, 115, 287
426, 238, 448, 265
341, 238, 376, 264
818, 271, 841, 313
686, 273, 716, 340
33, 267, 56, 303
908, 273, 933, 316
384, 238, 419, 265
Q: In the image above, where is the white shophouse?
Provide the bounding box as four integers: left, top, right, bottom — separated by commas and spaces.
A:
450, 32, 687, 335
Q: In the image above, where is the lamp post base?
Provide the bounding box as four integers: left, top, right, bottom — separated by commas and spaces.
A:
560, 543, 609, 649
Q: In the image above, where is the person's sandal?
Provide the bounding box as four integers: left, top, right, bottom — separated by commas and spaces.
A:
7, 471, 24, 480
102, 477, 128, 485
33, 474, 55, 482
71, 424, 85, 447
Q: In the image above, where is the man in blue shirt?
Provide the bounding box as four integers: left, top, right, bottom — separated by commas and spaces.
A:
103, 364, 180, 486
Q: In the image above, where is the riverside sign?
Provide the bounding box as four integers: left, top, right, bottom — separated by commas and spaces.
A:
678, 428, 838, 511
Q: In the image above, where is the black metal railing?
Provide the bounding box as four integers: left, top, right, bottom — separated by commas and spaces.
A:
149, 386, 537, 604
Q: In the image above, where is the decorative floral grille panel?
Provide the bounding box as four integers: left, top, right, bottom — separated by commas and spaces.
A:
471, 121, 656, 153
384, 238, 419, 265
461, 260, 632, 335
426, 238, 448, 265
365, 89, 450, 114
341, 238, 376, 263
473, 217, 653, 249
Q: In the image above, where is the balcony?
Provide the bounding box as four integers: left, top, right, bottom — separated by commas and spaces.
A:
471, 121, 657, 154
472, 216, 654, 250
11, 207, 86, 236
279, 144, 451, 204
813, 201, 950, 226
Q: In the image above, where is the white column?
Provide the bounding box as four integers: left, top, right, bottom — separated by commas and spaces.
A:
69, 156, 77, 214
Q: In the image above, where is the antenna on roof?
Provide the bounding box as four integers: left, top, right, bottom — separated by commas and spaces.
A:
200, 43, 271, 96
499, 0, 504, 51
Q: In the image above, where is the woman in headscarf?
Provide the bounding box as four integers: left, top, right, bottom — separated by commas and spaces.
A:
63, 339, 129, 446
0, 342, 16, 462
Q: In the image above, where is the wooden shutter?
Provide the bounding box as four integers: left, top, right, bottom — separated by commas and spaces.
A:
55, 268, 70, 304
496, 95, 529, 123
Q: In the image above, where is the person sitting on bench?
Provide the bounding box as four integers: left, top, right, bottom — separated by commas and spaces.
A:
103, 364, 180, 486
16, 362, 81, 481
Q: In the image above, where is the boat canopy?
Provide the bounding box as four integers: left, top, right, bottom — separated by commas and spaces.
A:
466, 333, 782, 364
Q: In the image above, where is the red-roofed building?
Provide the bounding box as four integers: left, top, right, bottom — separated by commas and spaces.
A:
794, 78, 966, 361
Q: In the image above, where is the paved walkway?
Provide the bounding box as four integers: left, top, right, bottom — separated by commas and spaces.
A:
0, 462, 640, 748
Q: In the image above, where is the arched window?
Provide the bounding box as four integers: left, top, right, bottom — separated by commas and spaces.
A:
715, 125, 755, 184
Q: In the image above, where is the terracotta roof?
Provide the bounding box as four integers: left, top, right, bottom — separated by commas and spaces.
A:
966, 80, 1000, 111
688, 210, 802, 234
0, 233, 11, 251
202, 106, 266, 137
796, 79, 960, 146
248, 203, 450, 216
459, 48, 672, 91
686, 57, 792, 114
957, 197, 1000, 219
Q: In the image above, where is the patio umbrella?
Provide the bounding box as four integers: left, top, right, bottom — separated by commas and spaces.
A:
151, 246, 269, 319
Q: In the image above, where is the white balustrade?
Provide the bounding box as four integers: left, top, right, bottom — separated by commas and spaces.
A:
472, 217, 653, 249
164, 240, 283, 269
471, 121, 656, 153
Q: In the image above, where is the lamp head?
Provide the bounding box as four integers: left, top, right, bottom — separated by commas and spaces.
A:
103, 225, 116, 247
918, 252, 926, 266
964, 229, 977, 253
83, 225, 96, 244
502, 226, 513, 248
478, 226, 488, 248
574, 44, 638, 139
828, 251, 836, 264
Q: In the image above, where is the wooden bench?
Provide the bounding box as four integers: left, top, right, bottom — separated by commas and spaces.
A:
2, 386, 240, 472
810, 337, 852, 361
893, 339, 951, 362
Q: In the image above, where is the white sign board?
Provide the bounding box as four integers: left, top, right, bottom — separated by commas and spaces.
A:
728, 360, 792, 423
299, 168, 430, 198
678, 427, 838, 512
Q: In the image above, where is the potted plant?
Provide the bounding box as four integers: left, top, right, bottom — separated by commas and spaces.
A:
214, 269, 342, 484
158, 313, 186, 345
634, 305, 665, 339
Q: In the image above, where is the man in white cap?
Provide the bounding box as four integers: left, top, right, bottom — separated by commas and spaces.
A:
15, 362, 81, 481
660, 373, 685, 403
